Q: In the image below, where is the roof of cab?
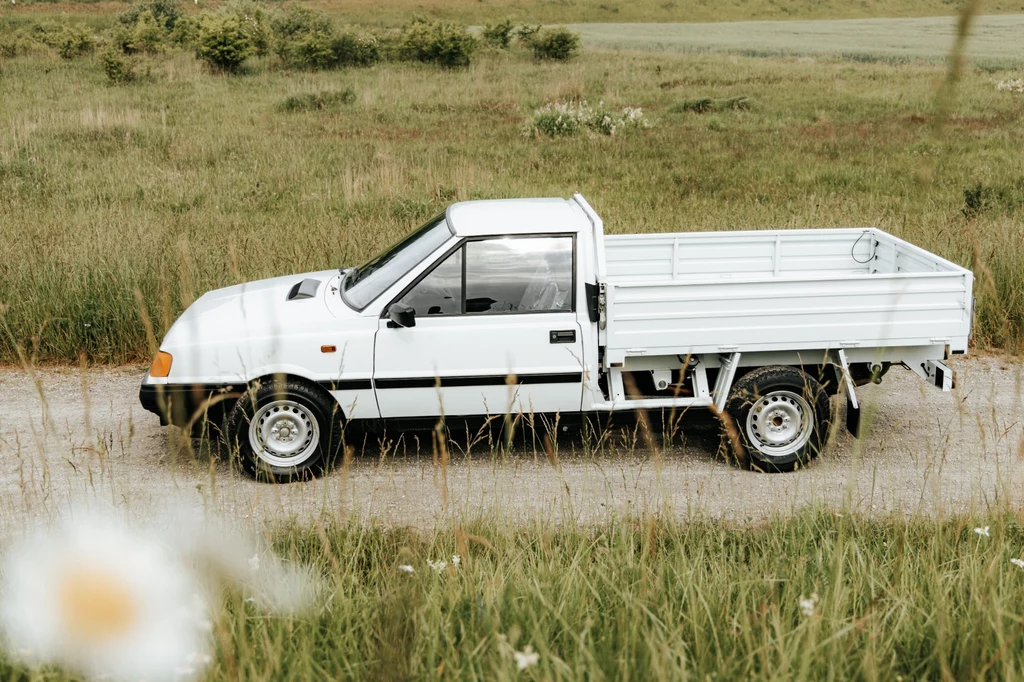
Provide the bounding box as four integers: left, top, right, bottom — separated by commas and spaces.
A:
446, 197, 587, 237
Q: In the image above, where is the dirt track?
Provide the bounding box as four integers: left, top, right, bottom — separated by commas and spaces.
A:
1, 356, 1023, 530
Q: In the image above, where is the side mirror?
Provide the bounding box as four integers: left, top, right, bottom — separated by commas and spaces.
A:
387, 302, 416, 328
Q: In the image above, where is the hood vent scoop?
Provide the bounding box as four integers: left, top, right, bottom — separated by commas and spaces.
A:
287, 278, 321, 301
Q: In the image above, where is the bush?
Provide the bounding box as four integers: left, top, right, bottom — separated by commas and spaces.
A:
482, 19, 514, 49
168, 16, 199, 47
529, 27, 580, 61
515, 24, 541, 47
55, 25, 95, 60
280, 88, 357, 112
100, 48, 136, 84
270, 6, 332, 43
195, 15, 256, 73
117, 0, 183, 34
272, 7, 379, 70
221, 0, 270, 57
527, 100, 650, 137
0, 32, 33, 59
130, 10, 167, 53
400, 19, 476, 68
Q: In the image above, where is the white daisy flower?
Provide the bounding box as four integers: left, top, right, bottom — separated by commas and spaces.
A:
398, 565, 414, 574
427, 559, 447, 574
975, 526, 990, 537
0, 513, 212, 682
1011, 558, 1024, 569
799, 592, 818, 618
513, 645, 539, 671
452, 554, 461, 567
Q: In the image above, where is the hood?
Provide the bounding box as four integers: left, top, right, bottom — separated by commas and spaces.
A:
164, 269, 340, 346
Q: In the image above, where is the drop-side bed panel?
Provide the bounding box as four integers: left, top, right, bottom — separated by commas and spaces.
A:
601, 228, 973, 356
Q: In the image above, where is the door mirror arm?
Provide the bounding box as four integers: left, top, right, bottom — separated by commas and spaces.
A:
387, 302, 416, 328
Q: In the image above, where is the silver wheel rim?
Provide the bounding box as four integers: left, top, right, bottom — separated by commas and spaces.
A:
248, 400, 320, 468
744, 390, 814, 458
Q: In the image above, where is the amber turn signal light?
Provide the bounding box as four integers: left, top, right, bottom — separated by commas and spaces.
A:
321, 345, 337, 353
149, 351, 173, 378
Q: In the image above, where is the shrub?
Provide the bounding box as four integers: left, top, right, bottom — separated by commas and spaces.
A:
195, 15, 256, 73
270, 6, 333, 43
280, 88, 356, 112
100, 48, 136, 84
272, 7, 379, 70
400, 19, 476, 68
221, 0, 271, 57
530, 27, 580, 61
117, 0, 183, 33
0, 32, 33, 59
168, 16, 199, 47
55, 25, 95, 60
527, 100, 650, 137
130, 10, 167, 53
515, 24, 541, 47
482, 19, 515, 49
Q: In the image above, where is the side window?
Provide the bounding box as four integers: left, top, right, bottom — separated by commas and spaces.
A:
399, 247, 463, 316
464, 237, 573, 315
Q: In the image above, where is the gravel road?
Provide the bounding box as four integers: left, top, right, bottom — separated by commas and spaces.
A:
1, 356, 1022, 530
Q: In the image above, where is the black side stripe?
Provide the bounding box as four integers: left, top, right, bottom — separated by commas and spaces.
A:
318, 379, 373, 391
374, 373, 582, 390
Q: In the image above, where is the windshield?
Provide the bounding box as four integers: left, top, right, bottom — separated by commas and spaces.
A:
342, 214, 454, 310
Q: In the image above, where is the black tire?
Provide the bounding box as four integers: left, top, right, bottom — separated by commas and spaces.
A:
722, 365, 832, 473
226, 378, 345, 483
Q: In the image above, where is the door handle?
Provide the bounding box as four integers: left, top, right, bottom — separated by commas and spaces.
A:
549, 329, 576, 344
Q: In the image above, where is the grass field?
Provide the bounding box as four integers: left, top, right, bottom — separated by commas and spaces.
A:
5, 509, 1024, 680
6, 0, 1024, 27
574, 14, 1024, 63
2, 13, 1024, 362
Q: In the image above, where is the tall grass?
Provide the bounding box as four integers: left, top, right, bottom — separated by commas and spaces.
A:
5, 509, 1024, 679
2, 43, 1023, 361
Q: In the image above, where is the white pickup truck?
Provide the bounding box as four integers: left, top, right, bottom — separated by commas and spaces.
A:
140, 195, 974, 481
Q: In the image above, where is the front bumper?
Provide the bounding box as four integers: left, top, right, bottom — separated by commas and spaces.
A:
139, 379, 239, 427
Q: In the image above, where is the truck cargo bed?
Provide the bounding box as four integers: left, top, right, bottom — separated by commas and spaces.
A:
601, 228, 973, 356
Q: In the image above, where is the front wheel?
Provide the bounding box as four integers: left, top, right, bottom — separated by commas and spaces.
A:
723, 365, 832, 473
226, 379, 344, 482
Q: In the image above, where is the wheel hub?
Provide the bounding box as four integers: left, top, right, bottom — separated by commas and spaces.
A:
248, 400, 320, 467
745, 390, 814, 458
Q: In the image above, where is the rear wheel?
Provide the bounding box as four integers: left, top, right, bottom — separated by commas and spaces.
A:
226, 379, 344, 482
723, 365, 831, 472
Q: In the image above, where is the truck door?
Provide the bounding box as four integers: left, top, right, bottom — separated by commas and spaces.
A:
373, 234, 585, 418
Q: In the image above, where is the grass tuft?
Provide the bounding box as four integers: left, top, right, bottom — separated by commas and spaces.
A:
280, 88, 358, 112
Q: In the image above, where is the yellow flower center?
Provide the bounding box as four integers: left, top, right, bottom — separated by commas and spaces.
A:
57, 567, 139, 642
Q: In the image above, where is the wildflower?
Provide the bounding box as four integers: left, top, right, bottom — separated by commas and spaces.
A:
0, 513, 212, 682
398, 564, 414, 574
427, 559, 448, 573
975, 526, 990, 537
452, 554, 461, 567
513, 645, 539, 671
248, 554, 261, 571
799, 592, 818, 618
996, 78, 1024, 93
1011, 558, 1024, 569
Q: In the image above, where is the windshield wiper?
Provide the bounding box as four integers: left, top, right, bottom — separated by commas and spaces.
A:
340, 266, 358, 290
